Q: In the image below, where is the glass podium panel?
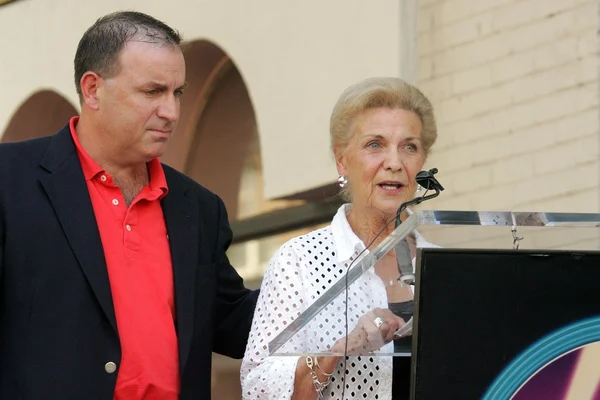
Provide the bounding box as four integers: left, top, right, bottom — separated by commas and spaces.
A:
266, 210, 600, 357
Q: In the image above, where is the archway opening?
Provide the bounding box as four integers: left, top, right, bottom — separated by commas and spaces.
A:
1, 90, 78, 143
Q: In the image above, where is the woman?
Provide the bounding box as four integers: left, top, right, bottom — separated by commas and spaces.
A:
241, 77, 438, 400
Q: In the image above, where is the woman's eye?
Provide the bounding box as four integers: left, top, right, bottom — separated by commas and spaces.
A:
406, 143, 418, 152
367, 142, 380, 149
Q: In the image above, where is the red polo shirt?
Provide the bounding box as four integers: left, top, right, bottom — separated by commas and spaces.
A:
70, 117, 180, 400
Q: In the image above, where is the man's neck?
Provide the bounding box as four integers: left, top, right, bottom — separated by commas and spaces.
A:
76, 116, 149, 206
112, 166, 150, 207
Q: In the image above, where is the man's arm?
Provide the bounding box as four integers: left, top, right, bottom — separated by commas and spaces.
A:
211, 195, 260, 359
0, 148, 5, 293
0, 207, 4, 293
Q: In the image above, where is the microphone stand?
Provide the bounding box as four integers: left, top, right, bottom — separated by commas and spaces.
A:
394, 168, 445, 285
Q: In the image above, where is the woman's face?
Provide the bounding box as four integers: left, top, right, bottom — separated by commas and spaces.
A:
336, 107, 426, 218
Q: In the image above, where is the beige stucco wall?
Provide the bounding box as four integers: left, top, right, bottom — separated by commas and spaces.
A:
0, 0, 409, 199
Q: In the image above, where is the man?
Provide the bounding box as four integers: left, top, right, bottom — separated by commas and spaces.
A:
0, 11, 258, 400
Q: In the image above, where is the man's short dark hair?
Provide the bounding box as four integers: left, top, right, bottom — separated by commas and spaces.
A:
74, 11, 182, 101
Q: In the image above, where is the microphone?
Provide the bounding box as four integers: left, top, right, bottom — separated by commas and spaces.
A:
415, 168, 444, 191
394, 168, 444, 286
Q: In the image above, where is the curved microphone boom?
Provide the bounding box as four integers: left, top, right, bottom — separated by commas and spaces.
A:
395, 168, 444, 285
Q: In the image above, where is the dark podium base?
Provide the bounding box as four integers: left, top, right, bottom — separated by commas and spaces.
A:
392, 356, 411, 400
411, 248, 600, 400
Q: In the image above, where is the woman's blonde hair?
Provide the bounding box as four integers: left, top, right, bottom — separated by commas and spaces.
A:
330, 77, 437, 158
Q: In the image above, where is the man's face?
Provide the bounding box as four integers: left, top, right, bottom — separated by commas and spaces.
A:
96, 40, 186, 163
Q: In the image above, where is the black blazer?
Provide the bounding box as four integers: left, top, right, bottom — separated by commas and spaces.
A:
0, 125, 259, 399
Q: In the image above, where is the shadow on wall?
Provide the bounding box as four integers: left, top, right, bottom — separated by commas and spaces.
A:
1, 90, 78, 143
162, 39, 259, 221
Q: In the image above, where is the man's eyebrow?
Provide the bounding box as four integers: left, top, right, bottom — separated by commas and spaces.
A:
145, 82, 168, 90
145, 82, 188, 91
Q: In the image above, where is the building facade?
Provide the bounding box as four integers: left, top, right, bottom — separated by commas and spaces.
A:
1, 0, 599, 398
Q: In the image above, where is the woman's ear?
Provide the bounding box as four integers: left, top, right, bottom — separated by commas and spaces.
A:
334, 147, 348, 177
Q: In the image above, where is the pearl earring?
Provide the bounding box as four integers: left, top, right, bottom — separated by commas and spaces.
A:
337, 175, 348, 188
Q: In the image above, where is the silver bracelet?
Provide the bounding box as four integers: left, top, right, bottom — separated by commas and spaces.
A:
306, 356, 332, 398
314, 355, 334, 377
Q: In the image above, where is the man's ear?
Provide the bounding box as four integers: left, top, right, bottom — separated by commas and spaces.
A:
80, 72, 102, 111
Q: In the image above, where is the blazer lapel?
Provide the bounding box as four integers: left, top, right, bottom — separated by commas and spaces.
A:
161, 170, 198, 375
38, 127, 118, 334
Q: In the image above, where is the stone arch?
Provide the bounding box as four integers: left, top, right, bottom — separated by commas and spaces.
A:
1, 90, 78, 143
161, 40, 258, 220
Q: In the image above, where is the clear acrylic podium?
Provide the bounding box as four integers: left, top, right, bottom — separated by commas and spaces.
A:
266, 209, 600, 399
268, 209, 600, 356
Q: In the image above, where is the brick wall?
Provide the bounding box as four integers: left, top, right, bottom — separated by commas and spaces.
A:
417, 0, 600, 249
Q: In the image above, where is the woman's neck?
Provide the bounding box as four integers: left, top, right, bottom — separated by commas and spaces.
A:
346, 205, 410, 251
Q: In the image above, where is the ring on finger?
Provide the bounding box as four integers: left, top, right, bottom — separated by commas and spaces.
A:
373, 317, 384, 328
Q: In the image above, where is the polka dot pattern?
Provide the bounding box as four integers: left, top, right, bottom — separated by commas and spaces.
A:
241, 206, 394, 400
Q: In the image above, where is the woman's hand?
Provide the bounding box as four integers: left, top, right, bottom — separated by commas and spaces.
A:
331, 308, 405, 355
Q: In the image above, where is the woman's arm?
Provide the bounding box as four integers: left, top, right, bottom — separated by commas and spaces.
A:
291, 354, 340, 400
290, 308, 404, 400
241, 240, 405, 400
241, 241, 311, 400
